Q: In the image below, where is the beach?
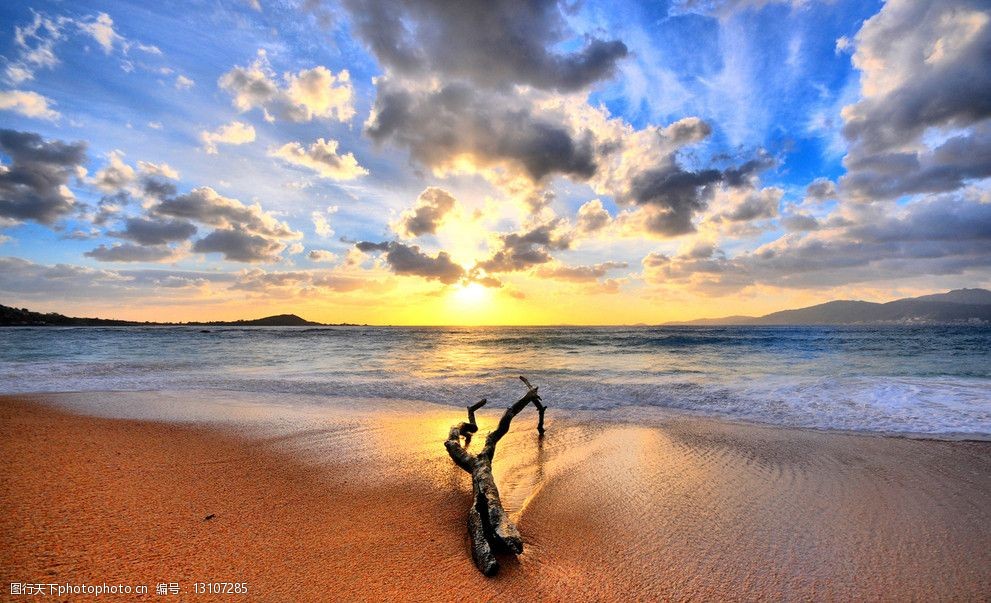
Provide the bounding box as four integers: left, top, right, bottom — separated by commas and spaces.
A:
2, 393, 990, 601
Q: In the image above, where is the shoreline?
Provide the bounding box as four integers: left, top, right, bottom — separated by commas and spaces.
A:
2, 393, 990, 600
4, 388, 990, 443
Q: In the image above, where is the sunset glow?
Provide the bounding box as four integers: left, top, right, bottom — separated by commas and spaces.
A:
0, 0, 989, 325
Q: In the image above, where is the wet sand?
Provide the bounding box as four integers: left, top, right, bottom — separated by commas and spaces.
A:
1, 394, 990, 601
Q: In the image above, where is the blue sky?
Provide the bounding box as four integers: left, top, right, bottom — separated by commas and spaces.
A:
0, 0, 989, 323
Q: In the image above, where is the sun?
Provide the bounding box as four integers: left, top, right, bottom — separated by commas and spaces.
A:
452, 282, 489, 304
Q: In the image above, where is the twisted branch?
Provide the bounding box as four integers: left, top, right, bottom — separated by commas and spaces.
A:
444, 376, 547, 575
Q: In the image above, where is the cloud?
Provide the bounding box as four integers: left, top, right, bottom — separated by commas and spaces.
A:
4, 11, 160, 83
154, 187, 297, 238
308, 249, 338, 263
77, 13, 123, 54
269, 138, 366, 180
476, 222, 572, 273
341, 0, 627, 92
804, 178, 837, 203
0, 90, 59, 120
111, 216, 197, 245
219, 51, 355, 122
175, 75, 194, 90
576, 199, 612, 234
199, 121, 256, 154
85, 243, 181, 263
137, 160, 179, 180
0, 128, 86, 224
366, 81, 598, 183
534, 261, 628, 282
393, 187, 457, 238
92, 150, 136, 192
311, 205, 338, 238
643, 189, 991, 293
192, 229, 285, 262
355, 240, 465, 284
145, 186, 301, 263
840, 0, 991, 200
231, 268, 367, 294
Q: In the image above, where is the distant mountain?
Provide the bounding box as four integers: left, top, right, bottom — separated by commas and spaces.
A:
0, 304, 327, 327
668, 288, 991, 326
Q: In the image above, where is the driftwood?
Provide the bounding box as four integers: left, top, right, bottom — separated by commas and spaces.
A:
444, 376, 547, 575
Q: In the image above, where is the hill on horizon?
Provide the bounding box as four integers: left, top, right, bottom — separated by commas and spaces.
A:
667, 288, 991, 326
0, 305, 327, 327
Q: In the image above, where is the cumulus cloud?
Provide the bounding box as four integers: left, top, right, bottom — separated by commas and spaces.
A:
270, 138, 366, 180
219, 51, 355, 123
308, 249, 338, 263
355, 240, 466, 284
0, 128, 86, 224
200, 121, 256, 154
840, 0, 991, 200
155, 187, 297, 239
340, 0, 628, 92
366, 82, 597, 184
643, 189, 991, 293
85, 242, 181, 263
575, 199, 612, 234
0, 89, 59, 120
92, 150, 136, 192
192, 229, 285, 262
393, 187, 457, 238
111, 216, 197, 245
476, 222, 572, 273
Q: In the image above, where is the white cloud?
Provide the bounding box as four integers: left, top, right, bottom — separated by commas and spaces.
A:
175, 75, 194, 90
269, 138, 366, 180
0, 89, 59, 120
219, 50, 355, 123
199, 121, 256, 154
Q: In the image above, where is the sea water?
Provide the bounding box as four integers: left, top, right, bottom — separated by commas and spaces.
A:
1, 325, 988, 437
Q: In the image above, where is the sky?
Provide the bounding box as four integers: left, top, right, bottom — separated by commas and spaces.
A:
0, 0, 989, 325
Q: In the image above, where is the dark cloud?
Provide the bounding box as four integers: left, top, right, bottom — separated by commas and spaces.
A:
193, 229, 285, 263
112, 216, 197, 245
395, 187, 456, 238
805, 178, 837, 202
476, 223, 572, 273
84, 243, 179, 263
341, 0, 627, 92
356, 240, 466, 284
366, 82, 597, 183
154, 187, 296, 238
840, 0, 991, 201
0, 129, 86, 224
644, 191, 991, 293
628, 165, 723, 236
842, 123, 991, 199
781, 213, 820, 232
142, 177, 177, 199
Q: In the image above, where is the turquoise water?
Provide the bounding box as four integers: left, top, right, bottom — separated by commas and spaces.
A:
1, 325, 989, 436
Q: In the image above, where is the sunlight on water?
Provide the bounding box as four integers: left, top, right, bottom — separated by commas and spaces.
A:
0, 325, 989, 436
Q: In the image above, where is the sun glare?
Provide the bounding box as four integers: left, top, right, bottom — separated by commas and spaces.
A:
452, 282, 489, 304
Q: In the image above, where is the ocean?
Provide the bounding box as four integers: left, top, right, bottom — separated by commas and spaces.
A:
1, 325, 989, 437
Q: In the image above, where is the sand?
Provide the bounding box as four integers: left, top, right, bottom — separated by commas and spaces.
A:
1, 394, 990, 601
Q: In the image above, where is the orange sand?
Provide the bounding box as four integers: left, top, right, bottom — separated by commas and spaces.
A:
1, 395, 990, 601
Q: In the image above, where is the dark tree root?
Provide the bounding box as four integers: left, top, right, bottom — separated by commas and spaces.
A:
444, 376, 546, 576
